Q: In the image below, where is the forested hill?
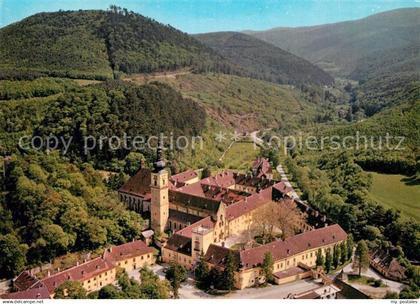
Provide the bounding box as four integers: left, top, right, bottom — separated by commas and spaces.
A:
246, 8, 420, 77
0, 7, 238, 80
195, 32, 334, 86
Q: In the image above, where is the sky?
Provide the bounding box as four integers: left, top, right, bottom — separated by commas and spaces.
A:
0, 0, 419, 33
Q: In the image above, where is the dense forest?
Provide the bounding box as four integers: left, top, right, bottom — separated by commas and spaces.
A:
0, 79, 206, 170
284, 152, 419, 261
37, 80, 206, 165
195, 32, 334, 86
317, 99, 419, 175
0, 152, 143, 278
0, 7, 240, 80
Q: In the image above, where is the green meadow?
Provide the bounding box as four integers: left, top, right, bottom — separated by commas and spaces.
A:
368, 172, 420, 221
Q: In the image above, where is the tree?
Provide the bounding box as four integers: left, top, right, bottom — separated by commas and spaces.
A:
353, 240, 369, 276
260, 148, 279, 168
125, 152, 145, 175
208, 267, 222, 289
333, 244, 341, 269
251, 200, 306, 243
347, 234, 354, 261
325, 249, 332, 273
139, 267, 170, 299
0, 233, 28, 278
201, 167, 212, 178
221, 252, 236, 291
316, 248, 324, 267
165, 262, 187, 298
54, 281, 87, 299
262, 252, 274, 284
36, 224, 71, 260
98, 285, 124, 299
383, 291, 398, 299
194, 254, 210, 288
340, 241, 347, 264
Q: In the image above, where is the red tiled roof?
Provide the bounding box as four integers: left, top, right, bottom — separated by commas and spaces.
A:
170, 170, 198, 185
200, 171, 237, 188
175, 182, 248, 205
13, 240, 154, 295
103, 240, 154, 263
165, 234, 192, 256
39, 257, 114, 293
1, 285, 49, 299
169, 209, 203, 225
118, 168, 151, 197
225, 187, 272, 220
273, 181, 293, 195
204, 244, 240, 269
176, 216, 215, 238
252, 158, 273, 177
295, 291, 319, 299
239, 224, 347, 269
273, 266, 306, 279
13, 271, 40, 291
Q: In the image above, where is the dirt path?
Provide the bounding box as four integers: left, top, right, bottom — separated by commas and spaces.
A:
124, 69, 192, 84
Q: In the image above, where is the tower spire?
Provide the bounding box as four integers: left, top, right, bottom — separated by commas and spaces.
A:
153, 135, 166, 173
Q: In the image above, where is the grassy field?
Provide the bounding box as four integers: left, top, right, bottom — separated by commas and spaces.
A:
222, 141, 259, 171
367, 172, 420, 221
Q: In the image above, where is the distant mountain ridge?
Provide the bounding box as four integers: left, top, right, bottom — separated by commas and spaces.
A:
0, 8, 333, 86
0, 8, 239, 80
246, 8, 420, 78
194, 31, 334, 85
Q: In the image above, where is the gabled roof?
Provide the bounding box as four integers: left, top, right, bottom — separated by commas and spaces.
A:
239, 224, 347, 269
204, 244, 240, 269
165, 234, 192, 256
13, 271, 40, 291
103, 240, 154, 263
1, 285, 49, 299
272, 181, 293, 195
176, 216, 215, 238
169, 190, 221, 214
225, 186, 272, 220
170, 169, 198, 185
38, 257, 114, 293
169, 209, 203, 226
118, 168, 151, 198
252, 157, 273, 177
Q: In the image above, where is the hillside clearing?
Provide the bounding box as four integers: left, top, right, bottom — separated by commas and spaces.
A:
367, 172, 420, 221
222, 141, 259, 171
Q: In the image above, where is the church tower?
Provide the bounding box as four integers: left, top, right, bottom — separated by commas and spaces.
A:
150, 143, 169, 234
